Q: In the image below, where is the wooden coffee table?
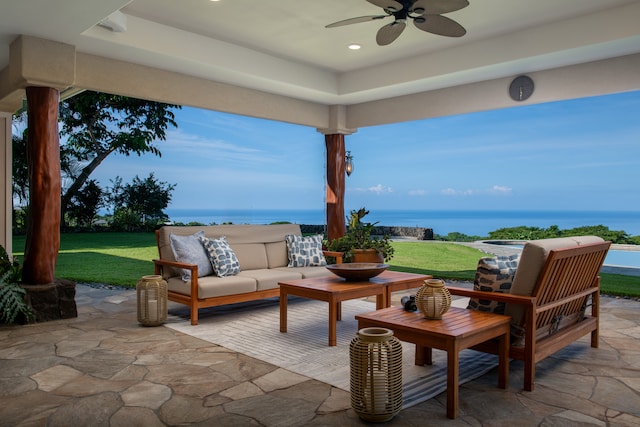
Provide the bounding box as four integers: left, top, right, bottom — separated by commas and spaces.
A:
279, 271, 429, 346
356, 306, 510, 419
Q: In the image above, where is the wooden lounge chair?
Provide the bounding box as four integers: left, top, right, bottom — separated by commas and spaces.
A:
448, 236, 611, 391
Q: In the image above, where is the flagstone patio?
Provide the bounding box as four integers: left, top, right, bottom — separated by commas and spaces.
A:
0, 283, 639, 426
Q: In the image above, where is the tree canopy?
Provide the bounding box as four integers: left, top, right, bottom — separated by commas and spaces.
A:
58, 91, 180, 222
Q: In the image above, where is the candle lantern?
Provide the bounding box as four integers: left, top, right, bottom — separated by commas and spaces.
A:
136, 275, 168, 326
416, 278, 452, 320
350, 327, 403, 422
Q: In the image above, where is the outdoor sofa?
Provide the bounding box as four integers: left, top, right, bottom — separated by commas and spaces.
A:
154, 223, 341, 325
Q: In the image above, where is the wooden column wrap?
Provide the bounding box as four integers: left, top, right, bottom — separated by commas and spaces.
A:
23, 87, 61, 285
325, 134, 347, 241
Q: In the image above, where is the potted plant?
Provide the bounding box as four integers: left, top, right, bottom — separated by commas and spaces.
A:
324, 208, 394, 263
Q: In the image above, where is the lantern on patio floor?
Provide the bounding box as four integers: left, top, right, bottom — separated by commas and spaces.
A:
136, 275, 168, 326
350, 327, 403, 422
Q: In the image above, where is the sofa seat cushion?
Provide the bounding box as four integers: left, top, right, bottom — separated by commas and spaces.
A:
167, 275, 256, 299
272, 266, 334, 279
238, 269, 302, 291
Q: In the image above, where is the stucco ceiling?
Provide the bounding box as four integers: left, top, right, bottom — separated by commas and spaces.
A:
2, 0, 640, 105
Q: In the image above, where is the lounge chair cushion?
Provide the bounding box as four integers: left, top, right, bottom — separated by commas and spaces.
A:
467, 254, 520, 314
170, 231, 214, 281
200, 236, 241, 277
285, 234, 327, 267
506, 235, 605, 327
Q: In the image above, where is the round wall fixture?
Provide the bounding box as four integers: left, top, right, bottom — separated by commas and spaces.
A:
509, 75, 534, 101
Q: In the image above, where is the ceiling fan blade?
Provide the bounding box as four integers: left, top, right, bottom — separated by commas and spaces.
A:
412, 0, 469, 15
414, 15, 466, 37
326, 15, 388, 28
376, 21, 406, 46
367, 0, 403, 12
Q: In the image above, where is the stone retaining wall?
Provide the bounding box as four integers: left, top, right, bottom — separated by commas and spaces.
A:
299, 225, 434, 240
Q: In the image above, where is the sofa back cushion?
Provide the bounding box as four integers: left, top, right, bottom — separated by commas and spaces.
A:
505, 235, 604, 328
157, 224, 302, 277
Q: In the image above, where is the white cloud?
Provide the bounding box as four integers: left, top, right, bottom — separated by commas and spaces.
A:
489, 185, 513, 195
441, 188, 474, 196
368, 184, 393, 194
351, 184, 394, 194
440, 185, 513, 196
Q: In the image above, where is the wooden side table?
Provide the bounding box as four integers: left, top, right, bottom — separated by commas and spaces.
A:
356, 306, 510, 419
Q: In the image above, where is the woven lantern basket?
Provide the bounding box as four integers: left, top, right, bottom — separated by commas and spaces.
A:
136, 275, 168, 326
350, 327, 403, 422
416, 278, 452, 320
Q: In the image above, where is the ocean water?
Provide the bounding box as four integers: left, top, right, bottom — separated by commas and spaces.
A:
165, 209, 640, 237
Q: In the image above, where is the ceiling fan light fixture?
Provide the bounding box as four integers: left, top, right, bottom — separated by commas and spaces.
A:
327, 0, 468, 45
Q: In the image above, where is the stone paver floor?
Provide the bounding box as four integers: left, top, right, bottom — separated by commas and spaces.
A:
1, 283, 639, 426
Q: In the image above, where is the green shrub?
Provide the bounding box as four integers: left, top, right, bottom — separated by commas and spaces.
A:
0, 245, 33, 324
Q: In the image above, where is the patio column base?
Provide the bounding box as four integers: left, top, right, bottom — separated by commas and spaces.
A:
20, 279, 77, 323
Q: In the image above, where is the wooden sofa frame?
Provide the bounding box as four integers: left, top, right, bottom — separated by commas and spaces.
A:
448, 241, 611, 391
152, 229, 343, 325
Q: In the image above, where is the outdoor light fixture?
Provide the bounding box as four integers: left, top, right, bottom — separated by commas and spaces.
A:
345, 151, 354, 176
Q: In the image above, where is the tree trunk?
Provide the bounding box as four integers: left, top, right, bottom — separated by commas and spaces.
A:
23, 87, 61, 285
325, 134, 346, 241
60, 150, 111, 226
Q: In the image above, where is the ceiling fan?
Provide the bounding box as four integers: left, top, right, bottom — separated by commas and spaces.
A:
326, 0, 469, 46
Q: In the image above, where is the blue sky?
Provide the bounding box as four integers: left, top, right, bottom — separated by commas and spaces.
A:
93, 90, 640, 213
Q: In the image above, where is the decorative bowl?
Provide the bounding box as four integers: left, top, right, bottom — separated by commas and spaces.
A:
325, 263, 390, 281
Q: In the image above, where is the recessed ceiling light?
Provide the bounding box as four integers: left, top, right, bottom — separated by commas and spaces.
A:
348, 44, 361, 50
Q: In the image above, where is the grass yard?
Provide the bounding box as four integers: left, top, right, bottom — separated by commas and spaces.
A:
11, 233, 640, 297
13, 232, 158, 287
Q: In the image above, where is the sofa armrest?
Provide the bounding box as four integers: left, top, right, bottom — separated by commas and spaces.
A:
447, 286, 536, 308
153, 258, 198, 276
323, 250, 343, 264
153, 259, 200, 301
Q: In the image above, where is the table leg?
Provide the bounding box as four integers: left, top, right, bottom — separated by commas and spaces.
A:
376, 292, 386, 310
279, 289, 288, 333
415, 344, 433, 366
336, 301, 342, 321
446, 347, 460, 419
498, 327, 510, 389
328, 299, 337, 346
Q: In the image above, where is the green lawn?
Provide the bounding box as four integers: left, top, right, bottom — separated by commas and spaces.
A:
11, 233, 640, 297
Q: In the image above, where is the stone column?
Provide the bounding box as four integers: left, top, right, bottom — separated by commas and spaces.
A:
22, 87, 61, 285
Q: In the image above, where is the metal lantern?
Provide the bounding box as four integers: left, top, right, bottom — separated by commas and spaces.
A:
416, 278, 452, 319
136, 275, 168, 326
350, 327, 403, 422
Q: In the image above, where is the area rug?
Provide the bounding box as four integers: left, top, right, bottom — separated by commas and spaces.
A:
165, 297, 498, 409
